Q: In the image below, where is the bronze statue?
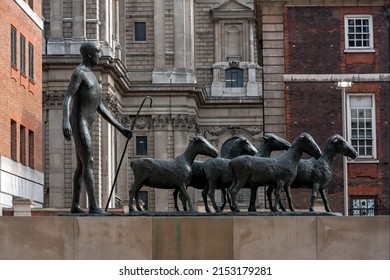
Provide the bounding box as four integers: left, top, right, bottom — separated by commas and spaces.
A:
268, 134, 358, 212
63, 41, 132, 214
229, 133, 322, 212
129, 136, 218, 212
175, 136, 258, 212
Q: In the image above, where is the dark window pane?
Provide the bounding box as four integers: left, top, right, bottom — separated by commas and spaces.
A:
135, 22, 146, 41
136, 136, 147, 155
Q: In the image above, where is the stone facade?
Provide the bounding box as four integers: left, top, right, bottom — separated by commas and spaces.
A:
0, 0, 44, 213
42, 0, 266, 212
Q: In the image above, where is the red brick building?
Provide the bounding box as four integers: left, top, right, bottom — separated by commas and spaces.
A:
0, 0, 44, 212
256, 0, 389, 215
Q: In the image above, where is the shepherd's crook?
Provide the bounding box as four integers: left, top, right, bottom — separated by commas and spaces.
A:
105, 96, 153, 211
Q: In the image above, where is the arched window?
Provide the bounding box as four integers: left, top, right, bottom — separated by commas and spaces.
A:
225, 68, 243, 88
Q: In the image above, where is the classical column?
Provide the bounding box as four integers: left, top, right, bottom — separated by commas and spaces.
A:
185, 0, 196, 83
247, 19, 259, 96
70, 0, 86, 54
171, 0, 187, 83
152, 0, 169, 83
47, 0, 64, 54
211, 19, 223, 96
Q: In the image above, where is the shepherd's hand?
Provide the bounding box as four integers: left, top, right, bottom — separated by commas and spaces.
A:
63, 122, 72, 141
121, 128, 132, 139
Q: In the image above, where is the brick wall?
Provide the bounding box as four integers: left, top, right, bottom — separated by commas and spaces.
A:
284, 5, 389, 212
0, 0, 43, 172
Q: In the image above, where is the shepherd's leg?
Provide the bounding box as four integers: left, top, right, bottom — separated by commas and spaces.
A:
74, 125, 105, 215
71, 153, 87, 214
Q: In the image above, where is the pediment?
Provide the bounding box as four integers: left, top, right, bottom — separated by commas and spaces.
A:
211, 0, 254, 19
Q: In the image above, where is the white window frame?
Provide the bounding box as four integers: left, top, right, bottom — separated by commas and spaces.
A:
347, 94, 377, 160
344, 15, 374, 53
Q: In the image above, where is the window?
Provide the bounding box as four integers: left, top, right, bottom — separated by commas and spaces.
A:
20, 35, 26, 74
11, 26, 17, 67
348, 95, 376, 159
28, 42, 34, 81
134, 22, 146, 42
11, 120, 17, 161
352, 196, 376, 216
344, 15, 374, 51
225, 68, 244, 88
28, 0, 33, 10
28, 130, 34, 168
20, 125, 26, 165
136, 136, 147, 155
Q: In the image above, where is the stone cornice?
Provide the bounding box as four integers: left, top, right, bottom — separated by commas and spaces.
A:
284, 73, 390, 82
257, 0, 390, 6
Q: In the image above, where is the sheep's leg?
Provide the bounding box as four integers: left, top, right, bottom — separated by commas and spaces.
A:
201, 186, 211, 213
248, 186, 258, 212
134, 189, 142, 211
208, 183, 222, 213
128, 181, 144, 212
284, 184, 295, 211
220, 189, 227, 211
179, 190, 188, 211
319, 187, 332, 212
272, 181, 285, 212
173, 188, 184, 212
228, 182, 241, 212
173, 188, 180, 211
309, 183, 320, 212
266, 186, 274, 211
179, 184, 195, 212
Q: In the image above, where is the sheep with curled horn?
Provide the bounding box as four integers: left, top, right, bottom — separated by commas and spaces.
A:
128, 135, 218, 212
229, 133, 322, 212
176, 136, 258, 212
267, 134, 358, 212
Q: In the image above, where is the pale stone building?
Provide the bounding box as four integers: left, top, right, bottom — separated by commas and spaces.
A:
42, 0, 284, 211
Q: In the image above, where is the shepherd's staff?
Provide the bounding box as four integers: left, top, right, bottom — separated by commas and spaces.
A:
105, 96, 153, 212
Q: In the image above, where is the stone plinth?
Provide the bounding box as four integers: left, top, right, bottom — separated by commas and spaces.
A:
0, 215, 388, 260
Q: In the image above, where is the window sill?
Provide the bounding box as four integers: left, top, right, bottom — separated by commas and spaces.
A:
348, 159, 379, 164
344, 49, 375, 53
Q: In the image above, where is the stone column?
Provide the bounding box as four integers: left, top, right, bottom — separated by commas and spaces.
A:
247, 19, 260, 96
152, 0, 169, 83
261, 3, 286, 136
70, 0, 86, 54
153, 130, 169, 212
48, 108, 66, 208
171, 0, 187, 83
171, 0, 195, 83
185, 0, 196, 83
47, 0, 64, 54
211, 19, 223, 96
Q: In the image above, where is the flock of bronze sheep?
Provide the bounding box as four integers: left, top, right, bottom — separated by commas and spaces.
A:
128, 132, 358, 213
